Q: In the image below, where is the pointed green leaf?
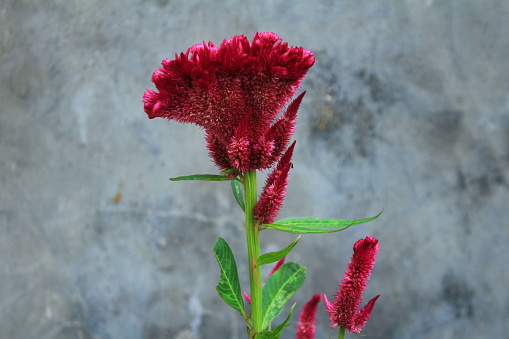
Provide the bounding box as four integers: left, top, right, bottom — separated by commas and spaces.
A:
258, 235, 301, 266
262, 210, 383, 234
213, 238, 246, 318
262, 262, 306, 329
221, 169, 237, 175
230, 180, 245, 212
170, 174, 237, 181
270, 303, 296, 335
255, 303, 295, 338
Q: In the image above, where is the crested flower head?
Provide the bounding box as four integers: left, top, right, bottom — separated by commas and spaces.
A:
324, 236, 380, 334
143, 32, 314, 173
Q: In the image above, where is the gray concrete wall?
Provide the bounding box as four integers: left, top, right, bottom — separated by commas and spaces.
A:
1, 1, 508, 338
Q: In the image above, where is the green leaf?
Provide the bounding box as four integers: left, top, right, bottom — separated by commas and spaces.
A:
213, 238, 246, 318
258, 235, 301, 266
262, 262, 306, 330
270, 303, 296, 335
255, 303, 295, 339
230, 180, 245, 212
170, 174, 237, 181
262, 210, 383, 234
255, 331, 279, 339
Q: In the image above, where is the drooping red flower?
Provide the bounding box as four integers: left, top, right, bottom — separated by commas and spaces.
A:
324, 236, 380, 334
143, 32, 314, 173
296, 294, 322, 339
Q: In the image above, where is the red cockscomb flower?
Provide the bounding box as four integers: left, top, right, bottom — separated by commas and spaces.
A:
143, 32, 314, 173
324, 236, 380, 334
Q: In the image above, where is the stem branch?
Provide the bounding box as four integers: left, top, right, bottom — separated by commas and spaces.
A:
244, 169, 262, 337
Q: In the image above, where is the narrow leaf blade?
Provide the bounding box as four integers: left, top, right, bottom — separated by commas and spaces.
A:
230, 180, 245, 212
170, 174, 236, 181
213, 238, 246, 317
263, 223, 351, 234
258, 235, 301, 266
262, 262, 306, 329
262, 211, 383, 234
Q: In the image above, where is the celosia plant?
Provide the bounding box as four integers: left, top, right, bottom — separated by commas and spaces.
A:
144, 32, 381, 339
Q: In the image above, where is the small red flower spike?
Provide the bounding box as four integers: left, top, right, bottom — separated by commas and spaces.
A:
296, 294, 322, 339
143, 33, 314, 173
243, 290, 251, 305
254, 141, 296, 224
269, 256, 286, 277
324, 236, 380, 334
348, 294, 380, 333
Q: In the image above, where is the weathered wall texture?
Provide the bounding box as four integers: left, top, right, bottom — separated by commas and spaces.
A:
1, 1, 508, 338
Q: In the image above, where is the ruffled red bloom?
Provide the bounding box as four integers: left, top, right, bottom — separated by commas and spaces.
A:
324, 236, 380, 334
143, 32, 314, 173
296, 294, 322, 339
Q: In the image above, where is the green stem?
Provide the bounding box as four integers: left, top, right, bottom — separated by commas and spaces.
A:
338, 326, 346, 339
244, 169, 262, 337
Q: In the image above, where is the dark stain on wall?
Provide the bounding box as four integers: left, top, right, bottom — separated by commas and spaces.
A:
442, 272, 475, 318
356, 68, 398, 106
307, 55, 393, 160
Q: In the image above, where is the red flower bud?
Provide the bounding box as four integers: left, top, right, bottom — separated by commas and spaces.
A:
324, 236, 380, 334
296, 294, 322, 339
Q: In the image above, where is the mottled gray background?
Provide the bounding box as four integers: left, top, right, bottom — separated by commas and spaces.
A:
1, 1, 508, 338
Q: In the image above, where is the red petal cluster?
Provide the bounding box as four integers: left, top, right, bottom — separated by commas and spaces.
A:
296, 294, 322, 339
143, 32, 314, 173
324, 236, 380, 334
253, 141, 295, 224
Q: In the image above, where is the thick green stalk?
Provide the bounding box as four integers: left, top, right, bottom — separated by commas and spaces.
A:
244, 169, 262, 337
338, 326, 346, 339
